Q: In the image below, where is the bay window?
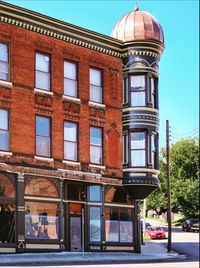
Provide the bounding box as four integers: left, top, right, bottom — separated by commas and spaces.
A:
64, 121, 77, 161
35, 52, 50, 91
151, 77, 157, 108
90, 127, 102, 165
151, 133, 157, 169
0, 109, 9, 151
90, 68, 102, 103
36, 116, 51, 157
64, 61, 77, 97
130, 132, 146, 167
130, 75, 145, 106
0, 43, 9, 81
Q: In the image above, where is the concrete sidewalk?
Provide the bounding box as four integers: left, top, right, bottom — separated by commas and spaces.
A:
0, 242, 185, 266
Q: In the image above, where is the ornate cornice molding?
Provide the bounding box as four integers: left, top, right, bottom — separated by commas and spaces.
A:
0, 1, 164, 59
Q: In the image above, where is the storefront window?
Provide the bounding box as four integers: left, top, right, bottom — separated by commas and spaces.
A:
0, 174, 15, 244
89, 207, 101, 242
105, 208, 133, 243
67, 184, 86, 201
25, 202, 59, 240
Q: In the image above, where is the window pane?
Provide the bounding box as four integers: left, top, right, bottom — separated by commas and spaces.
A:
64, 78, 77, 97
90, 145, 102, 164
90, 69, 101, 86
89, 207, 101, 242
0, 204, 15, 243
90, 85, 102, 103
0, 130, 9, 151
0, 43, 8, 62
36, 116, 50, 137
89, 185, 101, 202
105, 208, 119, 242
64, 61, 76, 79
90, 127, 102, 146
131, 92, 145, 106
131, 132, 145, 149
67, 184, 86, 201
25, 202, 59, 240
120, 209, 133, 242
131, 150, 145, 166
64, 141, 77, 161
36, 71, 50, 91
130, 75, 145, 90
0, 109, 8, 130
64, 122, 77, 142
36, 136, 50, 157
36, 53, 49, 72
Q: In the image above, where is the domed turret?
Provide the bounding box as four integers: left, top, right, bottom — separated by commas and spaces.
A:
112, 5, 164, 44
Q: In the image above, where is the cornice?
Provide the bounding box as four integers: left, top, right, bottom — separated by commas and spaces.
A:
0, 1, 164, 59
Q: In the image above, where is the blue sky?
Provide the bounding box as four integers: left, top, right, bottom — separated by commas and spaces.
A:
4, 0, 199, 148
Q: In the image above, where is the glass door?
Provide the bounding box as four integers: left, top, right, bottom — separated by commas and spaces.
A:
69, 203, 84, 252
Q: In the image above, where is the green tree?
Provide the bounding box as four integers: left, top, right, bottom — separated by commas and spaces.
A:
147, 138, 199, 218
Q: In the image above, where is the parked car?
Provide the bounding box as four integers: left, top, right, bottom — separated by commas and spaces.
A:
182, 218, 199, 232
145, 226, 166, 239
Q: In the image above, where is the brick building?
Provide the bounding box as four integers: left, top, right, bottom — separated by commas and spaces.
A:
0, 2, 164, 253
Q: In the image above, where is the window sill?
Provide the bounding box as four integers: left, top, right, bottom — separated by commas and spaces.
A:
34, 156, 54, 162
89, 164, 105, 169
63, 160, 80, 166
62, 95, 81, 103
89, 101, 105, 109
0, 151, 13, 156
0, 80, 13, 89
34, 88, 53, 95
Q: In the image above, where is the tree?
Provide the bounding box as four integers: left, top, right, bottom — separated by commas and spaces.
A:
147, 138, 199, 218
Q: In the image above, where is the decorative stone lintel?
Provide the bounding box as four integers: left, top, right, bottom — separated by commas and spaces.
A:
34, 156, 54, 162
0, 151, 13, 156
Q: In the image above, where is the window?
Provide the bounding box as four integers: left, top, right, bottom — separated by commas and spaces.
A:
123, 135, 128, 164
25, 178, 59, 240
36, 116, 50, 157
130, 132, 146, 167
89, 207, 101, 242
90, 68, 102, 103
0, 174, 15, 243
130, 75, 145, 106
0, 43, 9, 81
105, 208, 133, 243
64, 61, 77, 97
151, 134, 157, 168
67, 183, 86, 201
88, 185, 101, 202
0, 109, 9, 151
35, 52, 50, 91
151, 78, 157, 108
90, 127, 102, 165
64, 121, 77, 161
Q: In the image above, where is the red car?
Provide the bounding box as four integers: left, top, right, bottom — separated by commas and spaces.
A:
145, 226, 166, 239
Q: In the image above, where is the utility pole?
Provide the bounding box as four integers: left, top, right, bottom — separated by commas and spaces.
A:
166, 120, 172, 252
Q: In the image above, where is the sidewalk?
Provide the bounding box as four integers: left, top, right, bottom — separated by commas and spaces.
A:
0, 242, 185, 266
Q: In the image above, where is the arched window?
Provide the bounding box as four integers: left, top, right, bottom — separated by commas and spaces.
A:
0, 174, 15, 244
25, 178, 59, 241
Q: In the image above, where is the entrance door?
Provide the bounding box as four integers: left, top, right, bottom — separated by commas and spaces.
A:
69, 203, 84, 252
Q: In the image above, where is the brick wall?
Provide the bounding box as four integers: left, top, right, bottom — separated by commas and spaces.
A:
0, 23, 123, 178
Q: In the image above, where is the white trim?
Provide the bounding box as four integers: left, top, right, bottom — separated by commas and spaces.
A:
0, 80, 13, 89
0, 248, 16, 253
62, 95, 81, 103
25, 196, 61, 202
63, 160, 81, 166
0, 151, 13, 156
130, 173, 146, 176
89, 164, 106, 169
26, 244, 60, 249
123, 168, 160, 175
88, 101, 105, 109
63, 200, 86, 204
34, 88, 54, 95
105, 203, 134, 208
87, 202, 102, 206
123, 107, 159, 114
34, 156, 54, 162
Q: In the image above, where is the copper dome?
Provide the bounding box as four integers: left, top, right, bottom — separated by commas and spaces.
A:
112, 6, 164, 44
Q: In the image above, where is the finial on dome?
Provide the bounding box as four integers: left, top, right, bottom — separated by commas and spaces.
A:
134, 2, 139, 11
